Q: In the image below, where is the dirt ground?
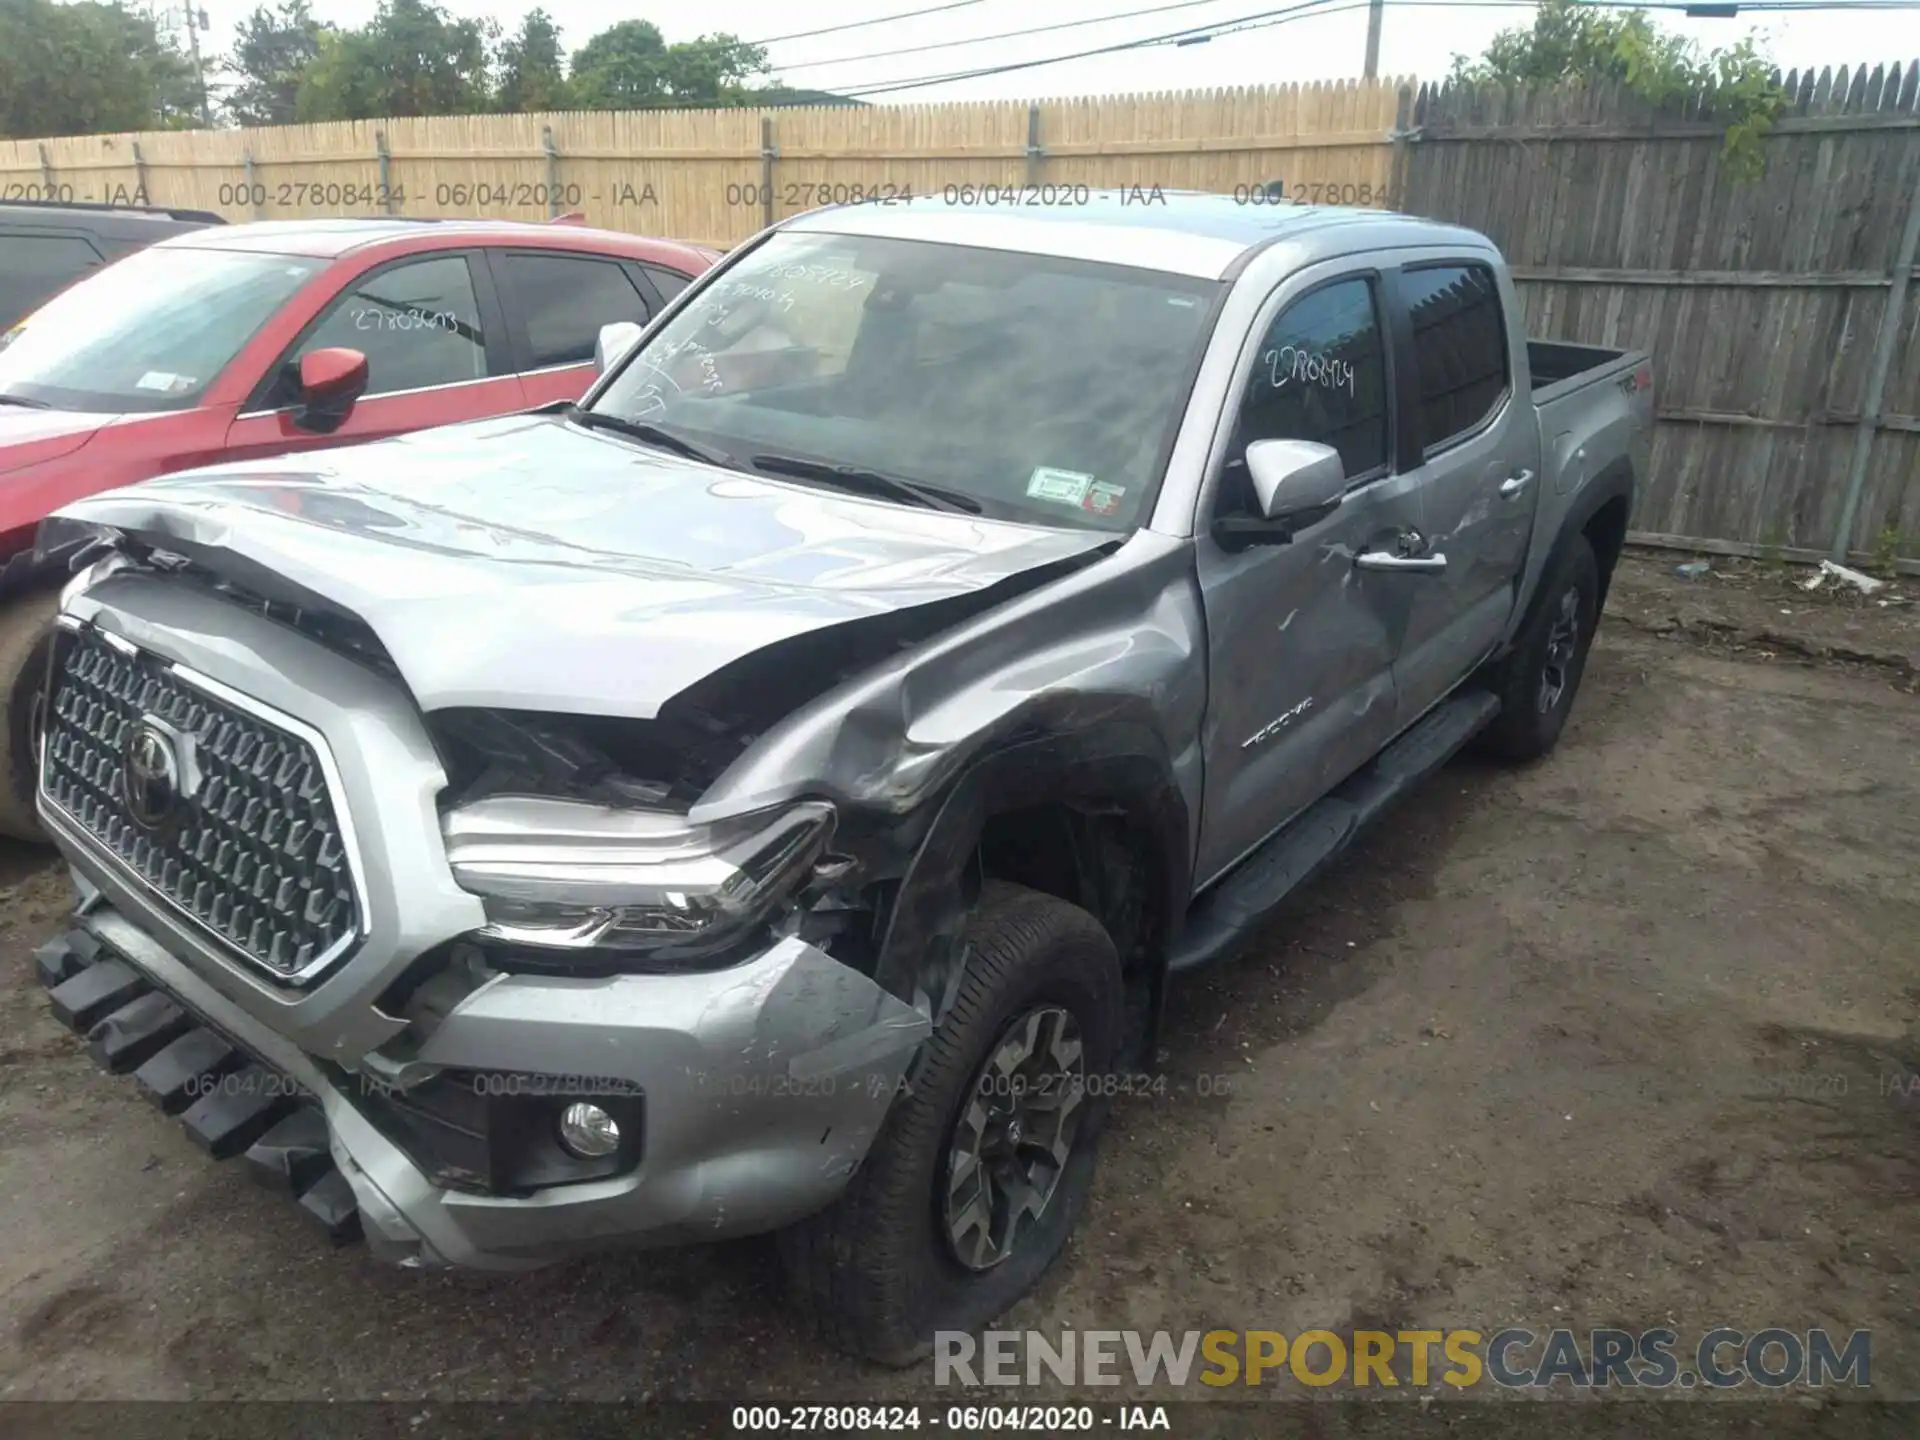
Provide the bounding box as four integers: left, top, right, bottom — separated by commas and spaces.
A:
1604, 547, 1918, 687
0, 549, 1914, 1405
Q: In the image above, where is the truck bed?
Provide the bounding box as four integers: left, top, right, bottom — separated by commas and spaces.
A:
1527, 339, 1641, 402
1528, 338, 1651, 481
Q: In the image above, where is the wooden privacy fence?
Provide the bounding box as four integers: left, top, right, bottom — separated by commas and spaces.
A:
1398, 64, 1920, 569
0, 83, 1403, 249
3, 68, 1917, 565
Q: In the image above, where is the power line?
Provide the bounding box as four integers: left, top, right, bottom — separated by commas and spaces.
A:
1193, 0, 1524, 48
1204, 0, 1920, 31
775, 0, 1248, 73
747, 2, 988, 48
831, 0, 1360, 94
824, 0, 1920, 97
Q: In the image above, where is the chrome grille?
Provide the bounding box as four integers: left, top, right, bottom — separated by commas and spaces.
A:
40, 625, 363, 983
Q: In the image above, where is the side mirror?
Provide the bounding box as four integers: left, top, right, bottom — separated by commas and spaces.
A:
292, 346, 368, 434
1246, 439, 1346, 522
596, 321, 644, 376
1214, 440, 1347, 551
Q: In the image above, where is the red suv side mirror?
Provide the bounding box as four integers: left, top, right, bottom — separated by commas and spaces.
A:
293, 347, 369, 433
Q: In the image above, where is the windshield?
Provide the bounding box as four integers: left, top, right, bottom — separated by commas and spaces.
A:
0, 247, 322, 414
590, 231, 1222, 531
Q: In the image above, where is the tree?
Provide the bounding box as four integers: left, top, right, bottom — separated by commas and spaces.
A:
295, 0, 492, 121
224, 1, 326, 127
2, 0, 802, 138
659, 35, 773, 107
1449, 0, 1783, 175
0, 0, 198, 138
495, 7, 569, 112
567, 20, 668, 109
569, 21, 767, 110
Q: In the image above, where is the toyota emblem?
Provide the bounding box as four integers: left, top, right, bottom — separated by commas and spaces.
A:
124, 721, 182, 828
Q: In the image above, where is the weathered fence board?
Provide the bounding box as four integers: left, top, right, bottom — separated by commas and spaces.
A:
0, 83, 1404, 249
1400, 65, 1920, 565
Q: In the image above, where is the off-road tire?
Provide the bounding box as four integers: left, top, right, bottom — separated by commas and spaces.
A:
0, 590, 58, 842
1477, 534, 1600, 763
779, 881, 1123, 1366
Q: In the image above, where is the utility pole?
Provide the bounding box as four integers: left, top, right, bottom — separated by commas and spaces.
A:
174, 2, 214, 127
1364, 0, 1383, 80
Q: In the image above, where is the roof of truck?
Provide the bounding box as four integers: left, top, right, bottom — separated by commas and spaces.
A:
783, 189, 1491, 280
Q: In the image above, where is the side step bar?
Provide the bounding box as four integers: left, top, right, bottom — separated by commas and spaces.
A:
1168, 688, 1501, 974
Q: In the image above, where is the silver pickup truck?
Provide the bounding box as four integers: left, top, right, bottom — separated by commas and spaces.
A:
31, 193, 1652, 1363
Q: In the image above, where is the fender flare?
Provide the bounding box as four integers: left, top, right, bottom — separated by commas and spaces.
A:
1518, 458, 1635, 625
870, 720, 1192, 1033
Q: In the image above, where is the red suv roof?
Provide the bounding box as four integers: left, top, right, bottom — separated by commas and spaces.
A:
168, 217, 714, 274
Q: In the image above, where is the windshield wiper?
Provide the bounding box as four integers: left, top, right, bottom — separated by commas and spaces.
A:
748, 454, 982, 515
0, 394, 51, 410
567, 406, 736, 469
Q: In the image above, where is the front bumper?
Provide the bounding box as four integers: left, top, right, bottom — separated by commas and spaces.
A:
36, 883, 929, 1269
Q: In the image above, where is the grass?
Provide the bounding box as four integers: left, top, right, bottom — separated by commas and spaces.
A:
1869, 519, 1904, 581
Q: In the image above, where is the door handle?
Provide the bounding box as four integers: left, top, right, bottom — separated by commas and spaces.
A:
1355, 550, 1447, 573
1499, 469, 1535, 498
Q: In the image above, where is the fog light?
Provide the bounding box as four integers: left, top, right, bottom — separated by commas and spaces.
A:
558, 1102, 622, 1158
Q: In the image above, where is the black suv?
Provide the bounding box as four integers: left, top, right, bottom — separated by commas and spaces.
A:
0, 201, 225, 331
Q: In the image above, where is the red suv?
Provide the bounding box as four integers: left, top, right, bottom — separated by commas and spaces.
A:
0, 216, 716, 839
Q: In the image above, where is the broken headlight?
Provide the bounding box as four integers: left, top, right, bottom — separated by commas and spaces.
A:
442, 795, 834, 964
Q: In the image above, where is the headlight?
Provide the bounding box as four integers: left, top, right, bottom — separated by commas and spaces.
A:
443, 795, 835, 961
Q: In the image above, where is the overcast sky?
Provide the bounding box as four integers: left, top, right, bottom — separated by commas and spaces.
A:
179, 1, 1920, 102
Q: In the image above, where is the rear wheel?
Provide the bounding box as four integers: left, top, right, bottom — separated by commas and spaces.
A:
1477, 535, 1599, 763
779, 881, 1123, 1366
0, 590, 58, 843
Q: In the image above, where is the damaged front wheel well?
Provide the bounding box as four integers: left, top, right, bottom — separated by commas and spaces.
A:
977, 802, 1168, 1065
870, 730, 1189, 1070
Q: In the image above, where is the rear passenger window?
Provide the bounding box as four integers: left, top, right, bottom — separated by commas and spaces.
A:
1402, 263, 1509, 453
0, 234, 104, 330
505, 253, 652, 369
643, 265, 693, 303
1223, 277, 1390, 505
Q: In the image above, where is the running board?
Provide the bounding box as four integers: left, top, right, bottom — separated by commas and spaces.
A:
1168, 688, 1501, 974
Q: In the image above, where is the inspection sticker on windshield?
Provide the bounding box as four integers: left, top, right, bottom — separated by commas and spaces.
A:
1026, 467, 1094, 506
135, 371, 194, 394
1083, 481, 1127, 517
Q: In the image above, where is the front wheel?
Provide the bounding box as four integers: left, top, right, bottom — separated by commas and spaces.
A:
779, 881, 1123, 1365
0, 591, 58, 843
1476, 534, 1600, 763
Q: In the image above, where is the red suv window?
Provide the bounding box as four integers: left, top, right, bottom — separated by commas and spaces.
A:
505, 252, 654, 369
288, 254, 490, 400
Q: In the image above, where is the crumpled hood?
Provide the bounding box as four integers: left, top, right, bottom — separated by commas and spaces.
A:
53, 411, 1113, 718
0, 405, 111, 477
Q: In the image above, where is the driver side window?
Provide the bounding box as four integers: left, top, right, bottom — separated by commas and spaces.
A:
1219, 277, 1390, 516
277, 255, 489, 405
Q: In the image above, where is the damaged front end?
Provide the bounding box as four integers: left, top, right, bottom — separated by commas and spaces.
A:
30, 458, 1167, 1262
